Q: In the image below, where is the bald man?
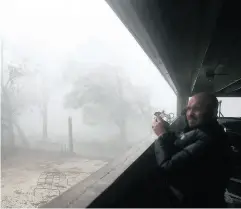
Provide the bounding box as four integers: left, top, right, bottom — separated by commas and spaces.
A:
153, 92, 231, 207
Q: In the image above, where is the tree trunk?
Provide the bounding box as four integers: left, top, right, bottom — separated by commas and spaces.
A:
13, 121, 29, 147
2, 88, 15, 147
8, 118, 15, 147
116, 118, 129, 149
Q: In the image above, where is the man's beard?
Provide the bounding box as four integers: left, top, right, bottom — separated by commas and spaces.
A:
188, 112, 214, 128
187, 118, 199, 128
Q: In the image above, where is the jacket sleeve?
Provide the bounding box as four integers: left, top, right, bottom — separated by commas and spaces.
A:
154, 132, 178, 166
155, 129, 213, 175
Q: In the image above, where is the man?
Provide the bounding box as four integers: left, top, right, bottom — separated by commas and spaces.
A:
152, 92, 232, 207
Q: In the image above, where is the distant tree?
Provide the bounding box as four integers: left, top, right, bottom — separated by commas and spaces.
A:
1, 64, 28, 147
1, 62, 49, 147
36, 72, 49, 140
64, 64, 152, 144
13, 67, 50, 141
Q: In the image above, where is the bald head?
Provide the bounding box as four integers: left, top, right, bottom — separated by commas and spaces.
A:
193, 92, 218, 109
186, 92, 218, 128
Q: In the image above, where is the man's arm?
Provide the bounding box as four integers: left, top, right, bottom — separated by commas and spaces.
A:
154, 132, 178, 166
155, 130, 213, 175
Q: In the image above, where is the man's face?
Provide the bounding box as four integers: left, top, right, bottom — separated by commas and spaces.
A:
186, 96, 211, 128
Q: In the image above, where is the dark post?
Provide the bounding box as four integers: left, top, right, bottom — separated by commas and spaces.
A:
42, 101, 48, 140
68, 116, 73, 153
218, 100, 224, 117
177, 93, 188, 116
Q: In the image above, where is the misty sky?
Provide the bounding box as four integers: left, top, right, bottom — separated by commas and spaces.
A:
0, 0, 240, 131
0, 0, 177, 113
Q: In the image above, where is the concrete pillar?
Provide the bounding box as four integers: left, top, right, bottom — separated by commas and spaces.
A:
177, 93, 188, 116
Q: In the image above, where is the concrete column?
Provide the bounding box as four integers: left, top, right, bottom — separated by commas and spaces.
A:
177, 93, 188, 116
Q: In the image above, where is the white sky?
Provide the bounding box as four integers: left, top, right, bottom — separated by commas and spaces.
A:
1, 0, 240, 119
0, 0, 177, 114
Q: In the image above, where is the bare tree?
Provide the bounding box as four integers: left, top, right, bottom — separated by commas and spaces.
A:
1, 62, 48, 147
1, 64, 28, 147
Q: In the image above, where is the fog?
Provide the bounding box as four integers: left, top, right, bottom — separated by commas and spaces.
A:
1, 0, 240, 156
1, 0, 241, 207
1, 0, 176, 160
0, 1, 178, 206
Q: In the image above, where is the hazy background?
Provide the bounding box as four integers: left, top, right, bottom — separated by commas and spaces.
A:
0, 0, 177, 159
1, 0, 240, 159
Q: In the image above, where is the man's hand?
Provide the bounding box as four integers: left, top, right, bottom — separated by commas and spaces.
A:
152, 115, 168, 137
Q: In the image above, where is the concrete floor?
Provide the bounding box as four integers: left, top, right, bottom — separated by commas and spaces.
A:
1, 150, 107, 208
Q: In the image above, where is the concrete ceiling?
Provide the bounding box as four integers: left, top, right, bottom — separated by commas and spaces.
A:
106, 0, 241, 97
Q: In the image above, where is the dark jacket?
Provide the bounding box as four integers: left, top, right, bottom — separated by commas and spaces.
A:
154, 120, 232, 207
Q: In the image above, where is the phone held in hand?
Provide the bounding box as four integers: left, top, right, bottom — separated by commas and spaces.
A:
154, 111, 161, 117
154, 111, 170, 130
154, 111, 169, 122
154, 111, 175, 124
